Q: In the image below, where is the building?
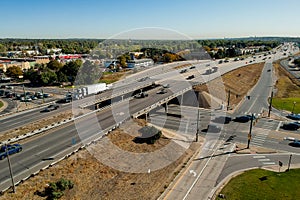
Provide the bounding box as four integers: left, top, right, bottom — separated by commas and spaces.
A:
127, 58, 154, 68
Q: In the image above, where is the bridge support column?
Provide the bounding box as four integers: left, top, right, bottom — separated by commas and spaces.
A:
180, 93, 184, 105
165, 102, 168, 113
145, 112, 149, 122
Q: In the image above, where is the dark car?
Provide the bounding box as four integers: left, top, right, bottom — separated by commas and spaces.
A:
234, 116, 250, 123
282, 122, 299, 131
42, 104, 59, 112
287, 114, 300, 120
289, 140, 300, 147
213, 116, 232, 124
0, 144, 23, 160
186, 75, 195, 80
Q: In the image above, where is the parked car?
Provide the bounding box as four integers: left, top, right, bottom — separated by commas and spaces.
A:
0, 144, 22, 160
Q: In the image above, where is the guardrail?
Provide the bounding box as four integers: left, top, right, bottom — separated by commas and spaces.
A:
132, 86, 192, 118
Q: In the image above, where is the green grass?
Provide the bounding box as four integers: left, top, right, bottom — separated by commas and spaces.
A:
0, 100, 3, 108
216, 168, 300, 200
272, 97, 300, 114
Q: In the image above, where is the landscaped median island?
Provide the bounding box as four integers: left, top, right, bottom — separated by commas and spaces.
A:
216, 168, 300, 200
194, 62, 265, 109
272, 60, 300, 114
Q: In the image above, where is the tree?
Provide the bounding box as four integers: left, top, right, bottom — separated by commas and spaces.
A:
75, 60, 102, 85
60, 59, 82, 84
118, 55, 128, 67
41, 69, 57, 85
5, 66, 23, 78
47, 60, 63, 72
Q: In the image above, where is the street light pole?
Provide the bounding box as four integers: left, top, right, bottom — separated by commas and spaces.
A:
292, 101, 296, 114
196, 108, 199, 142
268, 91, 274, 117
5, 143, 16, 193
247, 113, 254, 149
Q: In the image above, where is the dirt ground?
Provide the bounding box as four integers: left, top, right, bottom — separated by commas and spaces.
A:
273, 60, 300, 98
194, 62, 265, 109
1, 124, 201, 200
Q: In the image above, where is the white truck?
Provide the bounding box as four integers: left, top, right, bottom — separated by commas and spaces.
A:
65, 83, 108, 102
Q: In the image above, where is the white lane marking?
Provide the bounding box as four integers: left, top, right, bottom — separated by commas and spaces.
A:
253, 155, 266, 158
258, 158, 270, 162
276, 121, 282, 131
262, 162, 276, 165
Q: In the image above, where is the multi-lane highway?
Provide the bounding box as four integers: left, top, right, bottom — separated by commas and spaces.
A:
0, 43, 299, 194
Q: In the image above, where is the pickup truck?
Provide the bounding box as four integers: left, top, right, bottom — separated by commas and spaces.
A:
0, 144, 23, 160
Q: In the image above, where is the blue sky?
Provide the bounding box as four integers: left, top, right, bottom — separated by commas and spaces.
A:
1, 0, 300, 39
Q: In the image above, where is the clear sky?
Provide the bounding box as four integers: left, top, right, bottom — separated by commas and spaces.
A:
1, 0, 300, 39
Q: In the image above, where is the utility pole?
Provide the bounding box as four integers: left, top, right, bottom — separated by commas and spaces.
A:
196, 108, 199, 142
247, 113, 254, 149
268, 91, 273, 117
227, 90, 231, 111
5, 143, 16, 193
287, 154, 292, 171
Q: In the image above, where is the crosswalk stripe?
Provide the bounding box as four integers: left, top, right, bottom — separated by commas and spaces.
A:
258, 158, 270, 162
253, 155, 266, 158
262, 162, 276, 165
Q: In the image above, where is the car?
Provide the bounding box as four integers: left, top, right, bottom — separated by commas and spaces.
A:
289, 140, 300, 147
207, 124, 221, 133
190, 66, 196, 69
234, 115, 255, 123
218, 60, 223, 64
43, 93, 50, 98
186, 75, 195, 80
162, 84, 170, 88
287, 114, 300, 120
134, 92, 148, 98
43, 104, 59, 112
267, 69, 271, 72
213, 116, 232, 124
282, 122, 299, 131
180, 69, 187, 73
156, 88, 167, 94
138, 77, 149, 82
0, 144, 22, 160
